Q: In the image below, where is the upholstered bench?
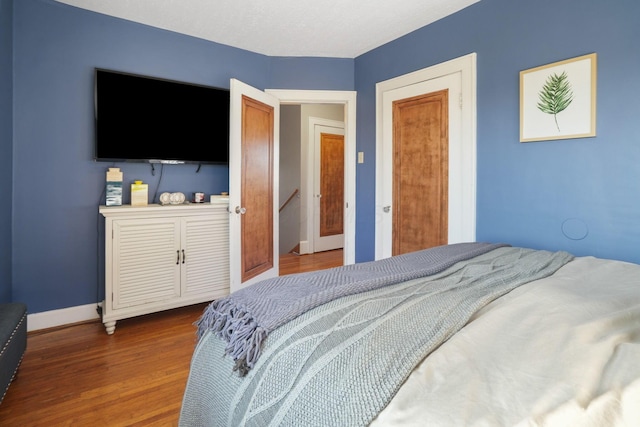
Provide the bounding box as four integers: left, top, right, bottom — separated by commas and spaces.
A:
0, 303, 27, 404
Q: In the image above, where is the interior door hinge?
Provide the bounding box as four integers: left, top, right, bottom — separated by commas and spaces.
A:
459, 93, 463, 109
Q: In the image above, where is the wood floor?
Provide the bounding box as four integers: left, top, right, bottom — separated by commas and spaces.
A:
0, 249, 342, 427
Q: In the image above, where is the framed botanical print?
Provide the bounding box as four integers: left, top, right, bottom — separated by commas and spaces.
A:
520, 53, 597, 142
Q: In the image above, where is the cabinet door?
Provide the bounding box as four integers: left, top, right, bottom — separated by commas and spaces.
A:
112, 218, 181, 309
181, 214, 230, 299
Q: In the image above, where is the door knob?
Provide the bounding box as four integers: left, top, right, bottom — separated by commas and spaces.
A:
235, 206, 247, 214
383, 205, 391, 213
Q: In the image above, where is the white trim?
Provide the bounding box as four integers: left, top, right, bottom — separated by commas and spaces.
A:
266, 89, 357, 266
375, 53, 477, 259
27, 303, 101, 332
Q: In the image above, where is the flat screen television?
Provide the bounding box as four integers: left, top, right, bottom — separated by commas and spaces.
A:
94, 68, 230, 165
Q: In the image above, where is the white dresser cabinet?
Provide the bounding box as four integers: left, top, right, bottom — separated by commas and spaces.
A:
99, 199, 229, 334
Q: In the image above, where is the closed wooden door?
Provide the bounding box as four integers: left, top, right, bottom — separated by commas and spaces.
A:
392, 90, 448, 255
319, 132, 344, 237
313, 121, 345, 253
376, 56, 475, 261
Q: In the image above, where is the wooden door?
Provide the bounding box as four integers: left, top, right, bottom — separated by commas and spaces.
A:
229, 79, 279, 293
313, 122, 345, 252
319, 132, 344, 236
392, 90, 449, 255
377, 67, 469, 260
240, 96, 274, 282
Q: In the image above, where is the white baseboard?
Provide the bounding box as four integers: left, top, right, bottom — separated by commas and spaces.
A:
299, 240, 310, 254
27, 303, 101, 332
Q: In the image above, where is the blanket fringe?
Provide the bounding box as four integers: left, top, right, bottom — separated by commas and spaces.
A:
196, 299, 268, 377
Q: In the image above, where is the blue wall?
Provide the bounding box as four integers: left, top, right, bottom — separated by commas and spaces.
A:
0, 0, 13, 302
354, 0, 640, 264
10, 0, 354, 312
7, 0, 640, 313
268, 56, 354, 90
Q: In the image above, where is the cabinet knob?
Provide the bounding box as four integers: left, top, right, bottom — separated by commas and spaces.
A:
235, 206, 247, 215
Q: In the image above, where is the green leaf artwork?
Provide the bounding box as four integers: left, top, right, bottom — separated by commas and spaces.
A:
536, 71, 574, 132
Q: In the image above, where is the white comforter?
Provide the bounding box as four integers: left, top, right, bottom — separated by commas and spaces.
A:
371, 256, 640, 427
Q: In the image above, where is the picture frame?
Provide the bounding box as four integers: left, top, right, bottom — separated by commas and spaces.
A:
520, 53, 597, 142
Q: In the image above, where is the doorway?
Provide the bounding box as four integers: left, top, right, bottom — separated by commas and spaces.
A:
229, 85, 355, 292
267, 89, 356, 267
375, 53, 477, 260
312, 117, 345, 253
278, 107, 344, 256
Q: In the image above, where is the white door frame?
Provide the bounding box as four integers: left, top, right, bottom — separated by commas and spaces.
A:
374, 53, 477, 260
266, 89, 357, 266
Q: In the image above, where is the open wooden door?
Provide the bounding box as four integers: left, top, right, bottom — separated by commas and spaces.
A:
229, 79, 280, 293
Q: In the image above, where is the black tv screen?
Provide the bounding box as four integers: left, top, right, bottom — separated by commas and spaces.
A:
94, 68, 230, 165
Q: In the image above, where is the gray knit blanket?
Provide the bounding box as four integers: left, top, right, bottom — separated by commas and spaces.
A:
196, 242, 506, 375
180, 246, 574, 427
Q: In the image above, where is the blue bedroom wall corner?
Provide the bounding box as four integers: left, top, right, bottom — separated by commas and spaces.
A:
0, 0, 13, 303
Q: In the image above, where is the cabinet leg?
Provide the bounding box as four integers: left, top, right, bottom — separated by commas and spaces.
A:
104, 320, 116, 335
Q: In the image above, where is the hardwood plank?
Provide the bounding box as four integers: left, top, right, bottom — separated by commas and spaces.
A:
0, 303, 206, 426
280, 248, 343, 275
0, 249, 342, 426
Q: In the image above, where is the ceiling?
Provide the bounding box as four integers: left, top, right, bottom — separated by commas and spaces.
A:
55, 0, 480, 58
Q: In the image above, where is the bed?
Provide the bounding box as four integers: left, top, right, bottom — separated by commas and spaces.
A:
179, 242, 640, 426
